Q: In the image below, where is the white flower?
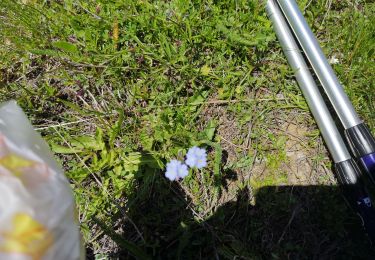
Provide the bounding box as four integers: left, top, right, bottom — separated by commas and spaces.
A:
185, 146, 207, 169
328, 56, 340, 64
165, 160, 189, 181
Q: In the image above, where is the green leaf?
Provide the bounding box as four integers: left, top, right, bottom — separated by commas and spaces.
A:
67, 168, 90, 182
200, 65, 211, 76
140, 132, 154, 150
58, 99, 93, 115
140, 154, 163, 169
204, 120, 217, 141
122, 152, 162, 173
95, 128, 105, 150
188, 91, 209, 112
30, 49, 61, 57
70, 136, 103, 151
109, 111, 124, 145
50, 143, 82, 154
123, 152, 142, 173
197, 140, 222, 182
52, 41, 78, 53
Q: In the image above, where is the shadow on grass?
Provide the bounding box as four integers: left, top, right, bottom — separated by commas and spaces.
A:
90, 174, 375, 259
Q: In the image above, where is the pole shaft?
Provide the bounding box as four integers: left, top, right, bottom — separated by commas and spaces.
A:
267, 0, 375, 243
276, 0, 361, 129
266, 0, 351, 163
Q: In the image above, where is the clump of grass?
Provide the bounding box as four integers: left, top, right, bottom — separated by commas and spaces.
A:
1, 0, 374, 258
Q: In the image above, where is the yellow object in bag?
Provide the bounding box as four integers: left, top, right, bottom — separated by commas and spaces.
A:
0, 101, 82, 260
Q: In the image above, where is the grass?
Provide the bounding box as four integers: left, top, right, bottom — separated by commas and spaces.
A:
0, 0, 374, 258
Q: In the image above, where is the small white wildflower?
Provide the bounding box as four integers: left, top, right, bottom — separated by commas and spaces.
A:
328, 56, 340, 65
165, 159, 189, 181
185, 146, 207, 169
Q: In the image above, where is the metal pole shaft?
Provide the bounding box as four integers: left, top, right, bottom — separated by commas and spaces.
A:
276, 0, 375, 182
265, 0, 351, 164
266, 0, 375, 243
276, 0, 361, 129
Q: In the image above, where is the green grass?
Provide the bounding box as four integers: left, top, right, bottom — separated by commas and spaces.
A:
1, 0, 374, 258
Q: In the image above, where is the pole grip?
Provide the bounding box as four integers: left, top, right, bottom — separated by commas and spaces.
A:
335, 159, 375, 244
345, 123, 375, 181
356, 196, 375, 245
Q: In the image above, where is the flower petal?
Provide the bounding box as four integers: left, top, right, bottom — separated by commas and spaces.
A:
186, 146, 207, 168
165, 160, 189, 181
177, 164, 189, 179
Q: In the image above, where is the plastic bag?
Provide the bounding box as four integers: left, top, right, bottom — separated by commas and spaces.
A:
0, 101, 82, 260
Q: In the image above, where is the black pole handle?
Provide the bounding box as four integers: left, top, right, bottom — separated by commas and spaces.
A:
356, 196, 375, 244
335, 159, 375, 244
345, 123, 375, 183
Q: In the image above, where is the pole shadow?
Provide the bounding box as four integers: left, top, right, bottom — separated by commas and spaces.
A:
90, 174, 375, 259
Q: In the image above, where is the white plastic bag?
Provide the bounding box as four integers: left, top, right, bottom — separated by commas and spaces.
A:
0, 101, 82, 260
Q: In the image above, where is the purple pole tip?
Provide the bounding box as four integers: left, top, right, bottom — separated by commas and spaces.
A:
361, 152, 375, 176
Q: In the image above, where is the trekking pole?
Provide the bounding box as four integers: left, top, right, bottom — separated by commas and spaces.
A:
266, 0, 375, 243
275, 0, 375, 180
